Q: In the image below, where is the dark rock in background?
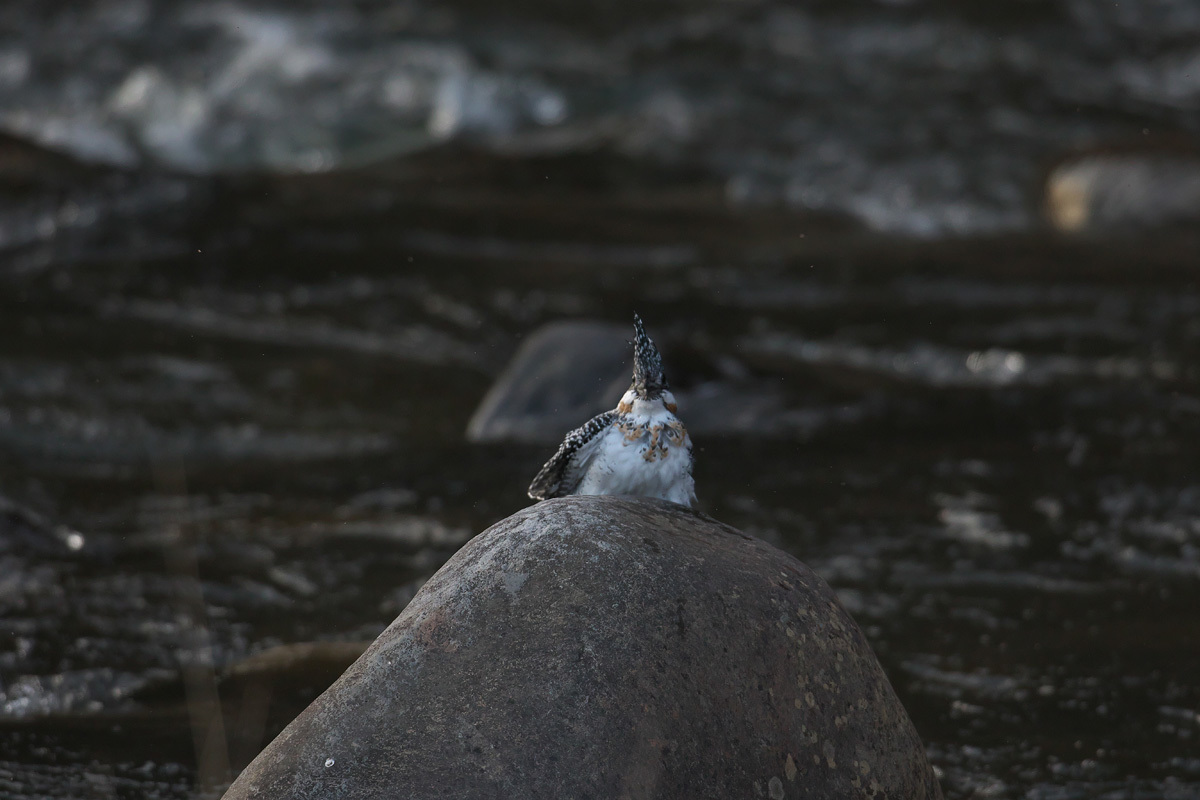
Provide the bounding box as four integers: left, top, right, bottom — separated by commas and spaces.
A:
466, 321, 630, 443
1044, 146, 1200, 234
223, 496, 941, 800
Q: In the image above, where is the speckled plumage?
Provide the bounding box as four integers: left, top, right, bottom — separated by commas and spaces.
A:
528, 315, 696, 507
527, 411, 618, 501
631, 313, 666, 397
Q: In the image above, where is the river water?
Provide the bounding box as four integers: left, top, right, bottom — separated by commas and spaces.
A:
5, 0, 1200, 235
2, 1, 1200, 798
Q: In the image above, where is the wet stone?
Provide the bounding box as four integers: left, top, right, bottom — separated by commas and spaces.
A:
223, 496, 942, 800
465, 320, 630, 443
1044, 149, 1200, 233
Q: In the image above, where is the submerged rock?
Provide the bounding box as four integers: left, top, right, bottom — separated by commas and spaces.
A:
466, 320, 630, 443
223, 496, 941, 800
1044, 149, 1200, 233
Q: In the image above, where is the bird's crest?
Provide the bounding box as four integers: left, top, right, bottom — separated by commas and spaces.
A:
632, 313, 667, 398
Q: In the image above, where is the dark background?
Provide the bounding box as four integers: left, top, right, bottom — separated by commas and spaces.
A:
1, 1, 1199, 797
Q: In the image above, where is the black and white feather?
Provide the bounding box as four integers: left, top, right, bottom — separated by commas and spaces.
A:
527, 411, 618, 500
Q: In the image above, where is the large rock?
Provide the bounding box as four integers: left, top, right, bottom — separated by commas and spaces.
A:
223, 496, 941, 800
466, 321, 631, 443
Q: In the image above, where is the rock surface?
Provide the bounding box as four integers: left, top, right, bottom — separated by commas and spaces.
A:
466, 321, 631, 443
1044, 149, 1200, 233
222, 496, 942, 800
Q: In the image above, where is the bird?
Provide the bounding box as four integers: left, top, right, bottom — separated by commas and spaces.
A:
527, 314, 697, 507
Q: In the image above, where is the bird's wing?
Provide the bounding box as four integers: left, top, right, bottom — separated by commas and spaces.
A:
527, 411, 618, 500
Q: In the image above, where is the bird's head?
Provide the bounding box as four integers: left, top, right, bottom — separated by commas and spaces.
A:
619, 313, 677, 414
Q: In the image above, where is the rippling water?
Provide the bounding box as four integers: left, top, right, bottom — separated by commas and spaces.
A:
4, 0, 1200, 234
1, 141, 1198, 796
2, 3, 1200, 798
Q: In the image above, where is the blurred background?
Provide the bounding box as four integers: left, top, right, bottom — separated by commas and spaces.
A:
2, 1, 1200, 797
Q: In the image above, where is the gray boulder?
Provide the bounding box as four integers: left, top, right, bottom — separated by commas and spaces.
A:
1044, 150, 1200, 233
223, 496, 942, 800
466, 321, 630, 443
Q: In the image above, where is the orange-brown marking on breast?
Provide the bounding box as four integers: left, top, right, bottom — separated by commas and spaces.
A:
619, 420, 645, 442
643, 425, 662, 461
665, 402, 677, 413
665, 421, 686, 445
617, 400, 632, 414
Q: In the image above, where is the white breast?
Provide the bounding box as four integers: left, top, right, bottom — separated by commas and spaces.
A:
573, 409, 696, 507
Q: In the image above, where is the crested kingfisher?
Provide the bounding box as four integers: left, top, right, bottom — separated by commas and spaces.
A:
528, 314, 697, 507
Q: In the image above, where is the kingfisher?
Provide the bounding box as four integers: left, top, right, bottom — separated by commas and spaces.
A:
527, 314, 697, 507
